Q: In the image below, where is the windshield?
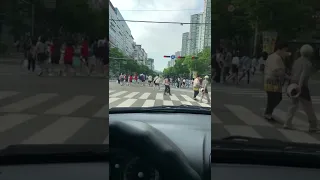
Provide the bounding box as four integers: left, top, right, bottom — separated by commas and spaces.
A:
109, 0, 211, 109
0, 1, 109, 152
212, 0, 320, 145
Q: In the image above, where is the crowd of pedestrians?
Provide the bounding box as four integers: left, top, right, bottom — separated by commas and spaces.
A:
17, 34, 109, 78
213, 42, 320, 133
116, 73, 211, 104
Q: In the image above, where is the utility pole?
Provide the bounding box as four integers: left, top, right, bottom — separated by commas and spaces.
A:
31, 3, 34, 36
253, 17, 258, 56
20, 0, 34, 36
252, 0, 259, 56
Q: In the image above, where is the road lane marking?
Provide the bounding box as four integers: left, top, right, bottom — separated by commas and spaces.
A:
0, 93, 58, 112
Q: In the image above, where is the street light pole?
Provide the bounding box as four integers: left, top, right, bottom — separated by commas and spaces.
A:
20, 0, 34, 36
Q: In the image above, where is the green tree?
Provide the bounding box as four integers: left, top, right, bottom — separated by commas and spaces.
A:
232, 0, 315, 40
109, 47, 156, 77
212, 0, 253, 48
163, 67, 175, 77
162, 48, 211, 78
213, 0, 316, 45
4, 0, 108, 38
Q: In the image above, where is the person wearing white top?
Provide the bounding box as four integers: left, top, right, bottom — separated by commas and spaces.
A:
238, 56, 252, 84
148, 75, 153, 86
163, 77, 171, 95
214, 48, 224, 83
263, 42, 290, 121
227, 52, 240, 83
284, 44, 319, 132
193, 76, 201, 100
153, 76, 161, 90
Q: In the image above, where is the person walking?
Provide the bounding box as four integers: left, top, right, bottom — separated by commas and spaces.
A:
263, 42, 290, 121
284, 44, 319, 133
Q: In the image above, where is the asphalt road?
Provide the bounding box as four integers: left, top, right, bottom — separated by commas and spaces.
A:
211, 86, 320, 144
0, 64, 109, 149
109, 82, 211, 108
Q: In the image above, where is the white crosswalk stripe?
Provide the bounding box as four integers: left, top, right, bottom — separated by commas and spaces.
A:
108, 90, 211, 108
214, 87, 320, 104
0, 90, 109, 147
21, 117, 91, 144
2, 89, 319, 145
212, 104, 320, 144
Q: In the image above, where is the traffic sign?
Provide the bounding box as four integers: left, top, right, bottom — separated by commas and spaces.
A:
171, 55, 175, 59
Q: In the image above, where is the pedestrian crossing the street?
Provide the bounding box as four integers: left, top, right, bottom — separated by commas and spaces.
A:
108, 90, 211, 108
212, 104, 320, 144
0, 90, 109, 148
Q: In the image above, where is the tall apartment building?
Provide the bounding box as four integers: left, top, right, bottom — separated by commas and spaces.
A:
109, 1, 135, 57
141, 48, 148, 65
132, 44, 148, 65
175, 51, 181, 57
203, 0, 211, 48
186, 33, 192, 55
198, 13, 206, 52
146, 58, 154, 70
133, 44, 143, 63
181, 32, 189, 56
189, 14, 203, 55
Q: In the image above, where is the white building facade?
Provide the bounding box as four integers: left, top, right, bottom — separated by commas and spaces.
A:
189, 13, 204, 55
109, 2, 135, 57
146, 58, 155, 70
181, 32, 189, 56
203, 0, 211, 48
198, 13, 206, 52
175, 51, 181, 57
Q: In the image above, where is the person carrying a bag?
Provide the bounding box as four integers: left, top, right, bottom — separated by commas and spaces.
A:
263, 42, 290, 121
193, 75, 201, 100
284, 44, 319, 133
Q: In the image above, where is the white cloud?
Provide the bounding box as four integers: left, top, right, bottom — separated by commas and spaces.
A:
110, 0, 204, 71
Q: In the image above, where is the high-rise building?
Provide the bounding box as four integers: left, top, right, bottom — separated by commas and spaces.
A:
175, 51, 181, 57
181, 32, 189, 56
146, 58, 154, 70
198, 13, 206, 52
189, 13, 203, 55
109, 1, 135, 57
203, 0, 211, 48
186, 33, 192, 55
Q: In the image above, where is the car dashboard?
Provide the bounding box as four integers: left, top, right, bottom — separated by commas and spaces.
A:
109, 112, 211, 180
0, 112, 210, 180
211, 164, 320, 180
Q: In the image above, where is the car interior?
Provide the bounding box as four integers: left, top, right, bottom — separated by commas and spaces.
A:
0, 109, 211, 180
109, 110, 211, 180
211, 136, 320, 180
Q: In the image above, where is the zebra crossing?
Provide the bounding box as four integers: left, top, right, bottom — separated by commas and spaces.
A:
0, 91, 109, 118
0, 90, 109, 148
212, 104, 320, 144
108, 90, 211, 108
211, 86, 320, 104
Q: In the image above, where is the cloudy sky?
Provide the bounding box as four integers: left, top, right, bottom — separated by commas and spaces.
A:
110, 0, 204, 71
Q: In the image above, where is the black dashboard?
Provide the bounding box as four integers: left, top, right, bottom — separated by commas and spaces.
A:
0, 163, 109, 180
109, 112, 211, 180
211, 164, 320, 180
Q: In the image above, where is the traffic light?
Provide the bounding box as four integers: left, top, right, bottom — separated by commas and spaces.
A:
177, 56, 185, 59
192, 56, 198, 60
163, 56, 170, 58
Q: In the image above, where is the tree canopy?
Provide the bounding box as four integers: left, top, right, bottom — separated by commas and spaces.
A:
213, 0, 317, 48
3, 0, 108, 38
109, 47, 156, 78
162, 48, 211, 78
